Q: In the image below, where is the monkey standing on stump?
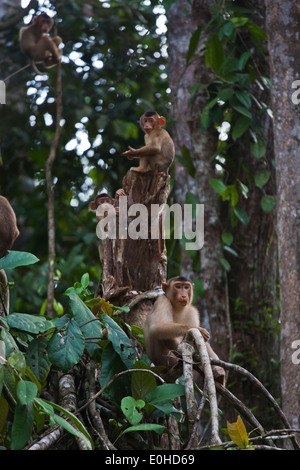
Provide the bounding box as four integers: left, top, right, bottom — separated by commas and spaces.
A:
144, 276, 226, 385
122, 110, 175, 174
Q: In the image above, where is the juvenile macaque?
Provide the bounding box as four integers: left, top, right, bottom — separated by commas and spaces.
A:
20, 13, 62, 75
122, 110, 175, 174
89, 189, 125, 221
0, 196, 20, 259
144, 276, 225, 385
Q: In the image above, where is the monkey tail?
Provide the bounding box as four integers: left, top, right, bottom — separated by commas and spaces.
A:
31, 60, 47, 76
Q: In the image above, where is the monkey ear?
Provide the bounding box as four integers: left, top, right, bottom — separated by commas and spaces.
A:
159, 116, 166, 127
89, 201, 96, 210
162, 282, 168, 292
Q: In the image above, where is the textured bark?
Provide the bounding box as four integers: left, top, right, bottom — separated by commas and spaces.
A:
265, 0, 300, 438
167, 0, 231, 360
96, 170, 170, 327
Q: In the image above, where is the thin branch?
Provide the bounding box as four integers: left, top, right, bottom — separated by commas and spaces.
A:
45, 62, 62, 317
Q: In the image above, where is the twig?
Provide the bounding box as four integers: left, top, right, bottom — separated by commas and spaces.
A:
45, 61, 62, 317
210, 357, 300, 451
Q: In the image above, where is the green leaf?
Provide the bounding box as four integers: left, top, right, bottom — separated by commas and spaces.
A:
222, 230, 233, 246
11, 403, 34, 450
7, 313, 55, 334
260, 195, 276, 213
232, 116, 251, 140
146, 383, 186, 404
16, 381, 38, 405
250, 138, 266, 158
232, 105, 252, 119
254, 170, 270, 189
235, 90, 251, 108
121, 396, 145, 425
233, 207, 249, 226
209, 178, 227, 195
118, 423, 165, 439
27, 337, 51, 383
0, 251, 39, 270
230, 17, 249, 27
238, 51, 251, 71
81, 273, 90, 289
67, 289, 102, 358
35, 398, 94, 450
207, 34, 224, 74
186, 27, 202, 64
131, 361, 157, 401
48, 317, 85, 371
176, 146, 195, 176
220, 257, 231, 272
218, 88, 234, 101
102, 313, 137, 368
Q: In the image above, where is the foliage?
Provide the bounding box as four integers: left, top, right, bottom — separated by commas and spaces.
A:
0, 251, 190, 449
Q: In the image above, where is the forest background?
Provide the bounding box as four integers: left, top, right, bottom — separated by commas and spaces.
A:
0, 0, 299, 451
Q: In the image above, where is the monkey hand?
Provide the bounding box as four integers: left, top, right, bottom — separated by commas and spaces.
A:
122, 146, 136, 158
198, 327, 210, 342
115, 189, 126, 198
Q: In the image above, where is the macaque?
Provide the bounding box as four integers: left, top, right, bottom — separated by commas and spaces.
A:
89, 189, 125, 221
0, 196, 19, 259
20, 13, 62, 75
122, 110, 175, 174
144, 276, 225, 385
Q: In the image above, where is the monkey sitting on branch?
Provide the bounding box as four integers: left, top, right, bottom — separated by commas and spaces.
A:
144, 276, 226, 385
19, 12, 63, 75
122, 110, 175, 174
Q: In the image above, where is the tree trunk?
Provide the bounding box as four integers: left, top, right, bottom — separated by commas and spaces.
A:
167, 0, 232, 361
96, 169, 170, 327
265, 0, 300, 439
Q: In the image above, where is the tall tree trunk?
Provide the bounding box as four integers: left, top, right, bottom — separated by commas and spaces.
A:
167, 0, 232, 361
265, 0, 300, 439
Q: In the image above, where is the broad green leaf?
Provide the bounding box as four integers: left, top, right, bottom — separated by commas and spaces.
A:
0, 251, 39, 270
260, 195, 276, 213
48, 318, 85, 371
227, 416, 250, 448
238, 51, 251, 71
7, 351, 26, 375
246, 23, 267, 40
7, 313, 55, 334
11, 403, 34, 450
232, 116, 251, 140
121, 396, 145, 425
131, 361, 157, 401
99, 343, 131, 403
207, 34, 224, 74
176, 146, 195, 177
27, 337, 51, 383
3, 251, 37, 272
67, 290, 102, 358
235, 90, 251, 108
250, 138, 266, 158
146, 383, 186, 404
254, 170, 270, 189
218, 88, 234, 101
186, 27, 202, 64
102, 313, 137, 368
16, 381, 38, 405
230, 17, 249, 27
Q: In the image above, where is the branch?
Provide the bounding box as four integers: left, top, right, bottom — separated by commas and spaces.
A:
177, 341, 197, 433
45, 62, 62, 317
185, 328, 222, 446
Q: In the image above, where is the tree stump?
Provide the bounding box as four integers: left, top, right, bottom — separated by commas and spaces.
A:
95, 169, 170, 326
